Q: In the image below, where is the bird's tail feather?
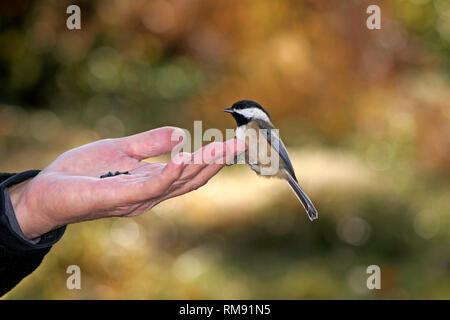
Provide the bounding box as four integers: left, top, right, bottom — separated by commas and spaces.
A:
283, 169, 318, 221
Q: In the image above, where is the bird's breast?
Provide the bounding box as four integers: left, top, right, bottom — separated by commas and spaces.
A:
235, 122, 286, 178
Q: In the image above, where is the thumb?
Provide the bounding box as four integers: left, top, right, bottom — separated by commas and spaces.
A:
118, 126, 186, 160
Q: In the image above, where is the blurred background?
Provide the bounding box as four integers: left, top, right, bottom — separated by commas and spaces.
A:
1, 0, 449, 299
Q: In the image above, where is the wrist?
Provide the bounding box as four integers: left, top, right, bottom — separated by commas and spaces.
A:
8, 179, 42, 239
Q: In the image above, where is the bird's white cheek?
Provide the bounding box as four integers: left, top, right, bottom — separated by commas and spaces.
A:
236, 108, 271, 123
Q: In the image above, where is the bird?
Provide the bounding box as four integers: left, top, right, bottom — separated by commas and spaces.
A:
224, 99, 318, 221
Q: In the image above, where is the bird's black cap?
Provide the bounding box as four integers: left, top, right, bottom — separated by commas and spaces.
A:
226, 100, 271, 120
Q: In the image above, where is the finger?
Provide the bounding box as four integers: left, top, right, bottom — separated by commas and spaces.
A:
118, 126, 186, 160
107, 139, 245, 204
159, 163, 225, 201
192, 139, 246, 165
167, 139, 245, 196
218, 139, 247, 165
175, 141, 228, 181
187, 163, 224, 191
227, 138, 247, 155
117, 153, 186, 203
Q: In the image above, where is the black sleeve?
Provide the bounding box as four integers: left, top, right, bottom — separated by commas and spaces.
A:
0, 171, 66, 296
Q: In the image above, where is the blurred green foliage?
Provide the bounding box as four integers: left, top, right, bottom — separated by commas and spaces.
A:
0, 0, 449, 299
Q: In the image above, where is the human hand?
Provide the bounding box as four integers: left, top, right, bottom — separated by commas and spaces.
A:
8, 127, 246, 239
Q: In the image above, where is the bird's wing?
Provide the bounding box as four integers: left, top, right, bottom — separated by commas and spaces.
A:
256, 120, 298, 182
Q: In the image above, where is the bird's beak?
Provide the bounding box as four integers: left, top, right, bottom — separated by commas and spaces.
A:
224, 107, 233, 114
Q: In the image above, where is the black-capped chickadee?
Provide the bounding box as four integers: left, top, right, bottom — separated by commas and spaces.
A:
224, 100, 318, 221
